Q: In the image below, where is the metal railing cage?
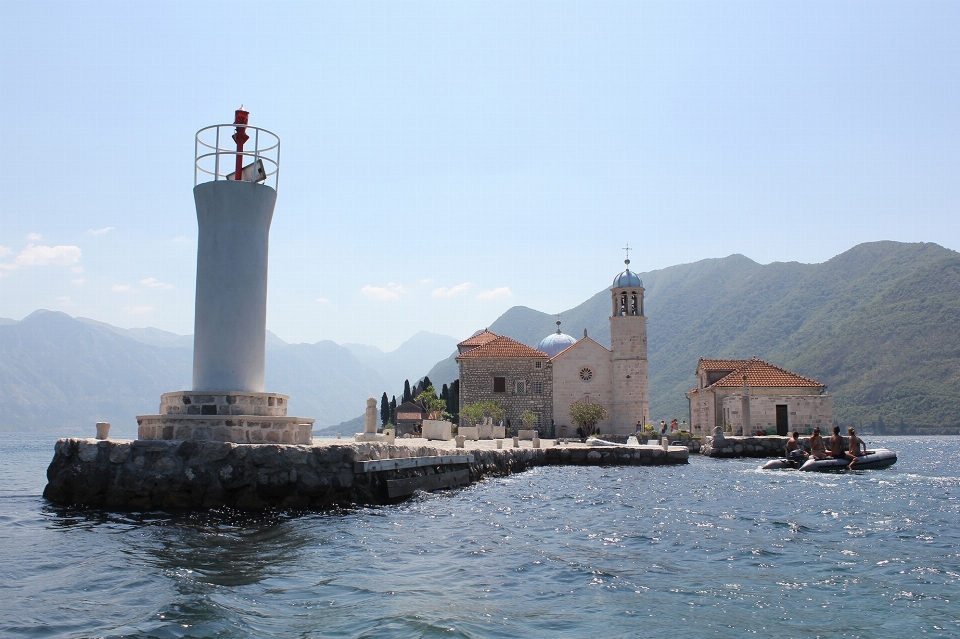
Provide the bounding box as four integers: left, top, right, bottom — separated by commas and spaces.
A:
195, 124, 281, 190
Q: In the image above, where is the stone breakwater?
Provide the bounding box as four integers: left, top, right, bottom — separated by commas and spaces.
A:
700, 435, 790, 458
44, 438, 687, 511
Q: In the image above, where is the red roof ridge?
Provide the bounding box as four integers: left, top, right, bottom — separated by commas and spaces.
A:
456, 335, 548, 359
457, 329, 500, 348
711, 357, 826, 388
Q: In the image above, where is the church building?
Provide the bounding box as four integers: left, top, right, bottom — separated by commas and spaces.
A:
685, 357, 833, 436
456, 258, 649, 437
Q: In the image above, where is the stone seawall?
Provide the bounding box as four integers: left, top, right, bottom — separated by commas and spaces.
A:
43, 438, 687, 511
44, 439, 543, 510
700, 435, 790, 458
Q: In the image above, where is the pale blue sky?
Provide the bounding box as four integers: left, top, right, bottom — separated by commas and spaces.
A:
1, 1, 958, 350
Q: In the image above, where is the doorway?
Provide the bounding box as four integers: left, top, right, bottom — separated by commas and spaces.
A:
775, 405, 788, 436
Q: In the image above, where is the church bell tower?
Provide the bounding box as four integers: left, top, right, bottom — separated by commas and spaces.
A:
609, 249, 649, 431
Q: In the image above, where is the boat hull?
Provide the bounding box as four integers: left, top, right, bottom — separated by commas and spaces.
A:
799, 449, 898, 472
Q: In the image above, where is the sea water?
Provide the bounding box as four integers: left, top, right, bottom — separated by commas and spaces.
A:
1, 434, 957, 638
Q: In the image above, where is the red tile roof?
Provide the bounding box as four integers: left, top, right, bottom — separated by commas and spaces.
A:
457, 329, 500, 349
456, 335, 548, 359
710, 357, 826, 389
696, 358, 752, 373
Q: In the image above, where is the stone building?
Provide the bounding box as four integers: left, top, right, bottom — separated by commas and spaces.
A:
394, 400, 426, 436
456, 259, 649, 437
456, 335, 553, 435
685, 357, 832, 436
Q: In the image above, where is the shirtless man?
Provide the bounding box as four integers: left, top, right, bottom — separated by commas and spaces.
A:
846, 427, 867, 469
784, 431, 808, 464
828, 426, 845, 460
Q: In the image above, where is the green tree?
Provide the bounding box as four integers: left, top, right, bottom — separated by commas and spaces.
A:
380, 392, 389, 426
460, 400, 505, 426
390, 395, 397, 425
449, 379, 460, 419
569, 400, 610, 439
415, 385, 446, 419
403, 380, 412, 403
520, 409, 538, 430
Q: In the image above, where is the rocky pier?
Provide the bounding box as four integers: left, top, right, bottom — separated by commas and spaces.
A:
44, 437, 689, 511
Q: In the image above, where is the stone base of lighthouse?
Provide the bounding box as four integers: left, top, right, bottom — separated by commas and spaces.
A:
137, 391, 314, 444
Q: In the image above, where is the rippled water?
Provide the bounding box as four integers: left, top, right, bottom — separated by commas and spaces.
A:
1, 435, 958, 638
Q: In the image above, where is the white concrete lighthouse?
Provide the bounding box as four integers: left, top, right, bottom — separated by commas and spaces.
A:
136, 110, 314, 444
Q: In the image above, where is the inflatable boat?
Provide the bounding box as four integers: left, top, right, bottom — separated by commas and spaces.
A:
761, 448, 897, 471
799, 448, 897, 471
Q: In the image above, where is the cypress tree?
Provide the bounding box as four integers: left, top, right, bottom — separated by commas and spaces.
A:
403, 380, 412, 403
450, 379, 460, 418
380, 392, 389, 425
421, 376, 433, 393
390, 395, 397, 425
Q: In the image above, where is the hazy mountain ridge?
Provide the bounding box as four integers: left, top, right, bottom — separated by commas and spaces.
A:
428, 241, 960, 432
0, 312, 426, 434
343, 331, 458, 394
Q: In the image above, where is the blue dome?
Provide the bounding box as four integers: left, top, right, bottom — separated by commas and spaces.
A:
537, 329, 577, 358
612, 268, 642, 288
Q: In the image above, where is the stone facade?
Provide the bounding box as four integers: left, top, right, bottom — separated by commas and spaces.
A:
608, 286, 649, 432
457, 353, 553, 435
720, 392, 833, 435
552, 337, 613, 438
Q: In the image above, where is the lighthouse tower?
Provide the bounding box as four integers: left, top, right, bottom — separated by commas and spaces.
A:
136, 110, 314, 444
608, 252, 649, 430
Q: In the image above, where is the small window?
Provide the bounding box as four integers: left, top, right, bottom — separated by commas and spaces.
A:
533, 381, 544, 394
493, 377, 506, 393
515, 380, 526, 394
535, 361, 542, 369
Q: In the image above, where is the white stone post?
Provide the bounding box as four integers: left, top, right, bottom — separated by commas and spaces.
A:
365, 397, 377, 434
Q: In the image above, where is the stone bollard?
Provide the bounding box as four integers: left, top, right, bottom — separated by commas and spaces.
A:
386, 429, 396, 444
455, 435, 465, 448
532, 436, 540, 449
496, 439, 502, 449
512, 436, 519, 448
662, 437, 669, 451
337, 433, 341, 439
95, 422, 110, 440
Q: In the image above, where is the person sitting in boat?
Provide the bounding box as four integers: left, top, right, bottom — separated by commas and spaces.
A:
809, 427, 827, 459
828, 426, 846, 459
846, 427, 867, 468
784, 431, 808, 462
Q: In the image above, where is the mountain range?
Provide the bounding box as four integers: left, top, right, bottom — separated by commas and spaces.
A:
4, 241, 957, 437
0, 312, 455, 436
427, 241, 960, 433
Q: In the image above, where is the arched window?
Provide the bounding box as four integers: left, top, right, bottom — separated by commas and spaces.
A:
620, 293, 628, 316
630, 293, 638, 316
